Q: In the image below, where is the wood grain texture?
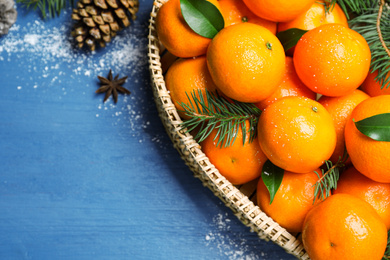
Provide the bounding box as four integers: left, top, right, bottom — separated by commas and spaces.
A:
0, 2, 295, 259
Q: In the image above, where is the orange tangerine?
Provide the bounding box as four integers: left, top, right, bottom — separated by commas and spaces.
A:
302, 193, 388, 260
155, 0, 221, 58
201, 122, 267, 185
219, 0, 277, 34
242, 0, 316, 22
294, 24, 371, 97
361, 69, 390, 97
345, 95, 390, 183
257, 96, 336, 173
257, 169, 321, 233
277, 0, 348, 56
333, 166, 390, 230
255, 56, 316, 110
207, 22, 285, 103
165, 56, 217, 120
318, 89, 369, 164
278, 1, 348, 32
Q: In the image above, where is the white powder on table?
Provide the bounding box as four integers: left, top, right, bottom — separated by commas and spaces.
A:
0, 12, 167, 146
205, 213, 290, 260
1, 19, 147, 79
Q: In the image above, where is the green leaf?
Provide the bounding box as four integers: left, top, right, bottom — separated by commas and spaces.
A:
180, 0, 224, 39
354, 113, 390, 142
276, 28, 308, 52
261, 160, 284, 204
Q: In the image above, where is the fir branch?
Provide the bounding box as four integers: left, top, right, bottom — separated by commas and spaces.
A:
179, 90, 261, 148
377, 0, 390, 57
349, 2, 390, 89
17, 0, 75, 19
313, 155, 347, 203
318, 0, 337, 14
313, 161, 340, 203
337, 0, 377, 16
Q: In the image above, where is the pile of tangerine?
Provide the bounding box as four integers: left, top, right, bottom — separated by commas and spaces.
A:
155, 0, 390, 259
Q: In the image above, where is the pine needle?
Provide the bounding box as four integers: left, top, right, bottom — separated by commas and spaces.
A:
312, 154, 347, 203
179, 90, 261, 148
337, 0, 377, 17
349, 2, 390, 90
319, 0, 337, 14
17, 0, 75, 19
313, 161, 339, 203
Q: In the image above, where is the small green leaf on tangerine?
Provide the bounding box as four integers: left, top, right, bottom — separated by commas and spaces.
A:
276, 28, 308, 52
354, 113, 390, 142
261, 160, 284, 204
180, 0, 225, 39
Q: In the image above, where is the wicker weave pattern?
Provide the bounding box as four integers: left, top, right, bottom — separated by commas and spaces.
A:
147, 1, 310, 258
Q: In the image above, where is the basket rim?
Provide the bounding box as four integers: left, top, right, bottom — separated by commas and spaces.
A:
147, 1, 310, 259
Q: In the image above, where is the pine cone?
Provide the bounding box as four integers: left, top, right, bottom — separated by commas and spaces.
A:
0, 0, 17, 35
71, 0, 139, 51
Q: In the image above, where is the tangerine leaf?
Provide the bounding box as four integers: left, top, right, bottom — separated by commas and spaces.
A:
180, 0, 224, 39
261, 160, 284, 204
276, 28, 308, 52
354, 113, 390, 142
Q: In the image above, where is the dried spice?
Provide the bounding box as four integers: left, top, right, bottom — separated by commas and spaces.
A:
96, 70, 130, 103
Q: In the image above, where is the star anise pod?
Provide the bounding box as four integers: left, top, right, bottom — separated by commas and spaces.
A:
96, 70, 130, 103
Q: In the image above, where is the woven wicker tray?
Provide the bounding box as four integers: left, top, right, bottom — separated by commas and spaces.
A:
147, 1, 310, 258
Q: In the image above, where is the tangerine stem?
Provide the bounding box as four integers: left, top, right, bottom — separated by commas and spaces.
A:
377, 0, 390, 57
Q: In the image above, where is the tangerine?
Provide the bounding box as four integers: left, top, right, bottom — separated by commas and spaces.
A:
257, 169, 321, 233
277, 0, 348, 56
219, 0, 277, 34
318, 89, 369, 164
165, 56, 217, 120
255, 56, 316, 111
361, 69, 390, 97
201, 122, 267, 185
277, 1, 348, 33
155, 0, 220, 58
206, 22, 285, 103
345, 95, 390, 183
302, 193, 388, 260
294, 24, 371, 97
242, 0, 315, 22
333, 166, 390, 230
257, 96, 336, 173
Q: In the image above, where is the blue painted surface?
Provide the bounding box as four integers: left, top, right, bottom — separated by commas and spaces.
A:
0, 2, 296, 259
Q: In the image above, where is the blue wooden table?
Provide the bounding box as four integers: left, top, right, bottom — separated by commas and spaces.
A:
0, 1, 296, 259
